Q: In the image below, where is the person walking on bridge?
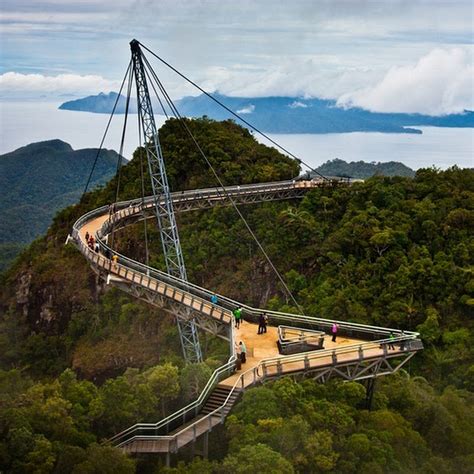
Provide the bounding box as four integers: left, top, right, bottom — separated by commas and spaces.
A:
258, 313, 265, 334
258, 313, 268, 334
234, 307, 243, 329
388, 332, 396, 350
263, 313, 268, 333
331, 323, 339, 342
211, 294, 218, 305
239, 341, 247, 363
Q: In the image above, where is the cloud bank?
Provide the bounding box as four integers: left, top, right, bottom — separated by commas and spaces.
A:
337, 48, 474, 115
0, 72, 119, 96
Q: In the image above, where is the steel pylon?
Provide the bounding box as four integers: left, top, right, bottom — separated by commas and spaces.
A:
130, 39, 202, 363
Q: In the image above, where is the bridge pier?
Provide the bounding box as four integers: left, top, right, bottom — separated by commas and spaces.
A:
365, 377, 376, 410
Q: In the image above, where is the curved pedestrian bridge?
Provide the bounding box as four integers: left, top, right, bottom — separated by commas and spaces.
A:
69, 178, 423, 457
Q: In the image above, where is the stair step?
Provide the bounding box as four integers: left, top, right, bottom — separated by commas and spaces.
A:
212, 389, 231, 394
213, 387, 231, 393
201, 408, 232, 415
206, 397, 228, 403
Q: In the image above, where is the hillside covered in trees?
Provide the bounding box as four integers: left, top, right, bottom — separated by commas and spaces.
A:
0, 118, 473, 473
0, 140, 122, 272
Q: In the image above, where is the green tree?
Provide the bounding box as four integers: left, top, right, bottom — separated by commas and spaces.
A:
221, 443, 294, 474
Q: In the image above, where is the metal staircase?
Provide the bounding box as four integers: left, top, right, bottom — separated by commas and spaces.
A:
200, 385, 239, 416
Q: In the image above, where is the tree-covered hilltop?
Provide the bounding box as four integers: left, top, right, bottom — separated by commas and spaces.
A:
0, 117, 473, 472
0, 140, 123, 272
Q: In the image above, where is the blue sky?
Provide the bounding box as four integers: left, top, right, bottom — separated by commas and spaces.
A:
0, 0, 473, 114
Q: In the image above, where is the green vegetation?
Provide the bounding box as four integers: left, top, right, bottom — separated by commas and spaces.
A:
0, 139, 122, 272
315, 158, 415, 178
0, 117, 473, 472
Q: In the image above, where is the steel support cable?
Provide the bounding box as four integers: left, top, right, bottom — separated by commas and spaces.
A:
141, 55, 304, 313
144, 65, 170, 119
139, 42, 328, 181
111, 65, 134, 250
82, 60, 133, 197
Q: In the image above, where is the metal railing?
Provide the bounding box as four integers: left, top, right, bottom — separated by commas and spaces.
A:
277, 325, 325, 354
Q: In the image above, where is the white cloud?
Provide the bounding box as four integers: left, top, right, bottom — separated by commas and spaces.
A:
200, 59, 382, 100
236, 104, 255, 114
0, 72, 119, 97
337, 48, 474, 115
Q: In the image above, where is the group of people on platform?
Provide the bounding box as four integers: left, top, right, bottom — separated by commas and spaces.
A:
84, 232, 115, 263
85, 232, 99, 253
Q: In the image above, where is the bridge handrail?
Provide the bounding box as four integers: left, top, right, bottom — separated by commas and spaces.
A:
111, 179, 299, 212
72, 196, 419, 340
85, 206, 418, 335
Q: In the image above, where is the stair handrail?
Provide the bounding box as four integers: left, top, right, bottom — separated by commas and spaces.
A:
108, 355, 237, 445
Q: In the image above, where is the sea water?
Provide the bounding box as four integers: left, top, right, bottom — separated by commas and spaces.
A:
1, 101, 472, 170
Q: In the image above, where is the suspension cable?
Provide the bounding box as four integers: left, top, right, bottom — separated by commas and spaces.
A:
110, 64, 133, 250
82, 60, 132, 197
141, 53, 304, 312
144, 65, 169, 119
139, 42, 328, 181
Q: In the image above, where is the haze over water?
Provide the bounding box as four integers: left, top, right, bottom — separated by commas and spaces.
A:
1, 101, 472, 171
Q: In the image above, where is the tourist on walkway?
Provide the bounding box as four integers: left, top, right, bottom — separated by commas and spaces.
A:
234, 307, 243, 329
331, 323, 338, 342
239, 341, 247, 363
211, 294, 218, 305
85, 231, 90, 242
258, 313, 265, 334
388, 332, 396, 350
112, 254, 119, 267
263, 313, 268, 333
235, 342, 242, 368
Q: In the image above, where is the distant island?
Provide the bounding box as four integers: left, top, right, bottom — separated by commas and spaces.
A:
314, 158, 415, 179
59, 92, 137, 114
59, 92, 474, 135
0, 139, 123, 272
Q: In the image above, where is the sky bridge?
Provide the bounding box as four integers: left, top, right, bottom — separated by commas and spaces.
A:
70, 179, 422, 462
68, 39, 423, 464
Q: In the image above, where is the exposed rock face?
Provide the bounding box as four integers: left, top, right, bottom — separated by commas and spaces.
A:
39, 293, 54, 325
16, 272, 32, 307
